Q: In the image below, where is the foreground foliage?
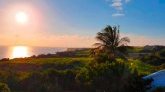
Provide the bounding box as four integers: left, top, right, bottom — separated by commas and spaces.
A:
0, 25, 164, 92
0, 57, 155, 92
0, 82, 10, 92
76, 61, 147, 92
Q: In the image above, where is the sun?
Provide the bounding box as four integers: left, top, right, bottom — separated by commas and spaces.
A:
15, 11, 28, 24
12, 46, 29, 58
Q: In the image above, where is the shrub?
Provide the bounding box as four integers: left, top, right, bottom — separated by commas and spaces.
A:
159, 49, 165, 57
76, 61, 148, 92
0, 83, 10, 92
152, 87, 165, 92
20, 69, 77, 92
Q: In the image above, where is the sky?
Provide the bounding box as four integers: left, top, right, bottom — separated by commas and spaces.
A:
0, 0, 165, 47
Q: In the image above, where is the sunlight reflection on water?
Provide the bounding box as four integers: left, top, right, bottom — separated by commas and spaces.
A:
0, 46, 66, 59
11, 46, 29, 58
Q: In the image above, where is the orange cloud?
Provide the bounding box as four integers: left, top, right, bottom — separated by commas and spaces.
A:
0, 33, 164, 47
122, 33, 165, 46
0, 34, 95, 47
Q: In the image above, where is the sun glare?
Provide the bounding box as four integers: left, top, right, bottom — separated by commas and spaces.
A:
12, 46, 29, 58
15, 11, 28, 24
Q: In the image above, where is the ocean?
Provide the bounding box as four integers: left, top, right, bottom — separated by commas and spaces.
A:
0, 46, 67, 59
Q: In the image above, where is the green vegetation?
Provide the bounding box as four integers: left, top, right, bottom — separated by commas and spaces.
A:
127, 46, 144, 53
127, 59, 157, 75
10, 57, 91, 64
1, 57, 155, 92
152, 87, 165, 92
91, 25, 130, 61
0, 25, 164, 92
141, 47, 165, 66
0, 83, 10, 92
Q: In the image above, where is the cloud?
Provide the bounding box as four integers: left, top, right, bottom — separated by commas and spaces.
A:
38, 34, 165, 47
0, 32, 165, 47
125, 0, 131, 3
111, 0, 123, 10
0, 34, 95, 48
112, 13, 125, 17
105, 0, 131, 17
47, 33, 164, 47
39, 35, 95, 47
121, 33, 165, 46
26, 33, 165, 47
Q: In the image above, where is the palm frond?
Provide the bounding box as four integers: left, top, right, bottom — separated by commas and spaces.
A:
92, 25, 130, 60
93, 43, 103, 47
118, 37, 130, 46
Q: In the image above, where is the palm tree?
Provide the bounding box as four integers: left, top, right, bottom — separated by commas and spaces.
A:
91, 25, 130, 61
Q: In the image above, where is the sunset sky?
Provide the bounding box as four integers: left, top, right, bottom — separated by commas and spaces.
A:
0, 0, 165, 47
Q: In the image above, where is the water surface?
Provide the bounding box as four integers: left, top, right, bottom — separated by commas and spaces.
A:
0, 46, 66, 59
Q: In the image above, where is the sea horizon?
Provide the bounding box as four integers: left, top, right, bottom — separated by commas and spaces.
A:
0, 45, 67, 59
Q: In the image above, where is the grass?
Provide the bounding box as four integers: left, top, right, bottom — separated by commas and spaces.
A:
9, 57, 92, 64
127, 59, 159, 75
75, 49, 90, 57
127, 46, 144, 53
0, 57, 162, 76
0, 57, 93, 72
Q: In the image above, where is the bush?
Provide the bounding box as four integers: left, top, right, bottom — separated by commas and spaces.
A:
76, 61, 147, 92
159, 49, 165, 57
0, 83, 10, 92
141, 54, 165, 66
20, 69, 77, 92
152, 87, 165, 92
